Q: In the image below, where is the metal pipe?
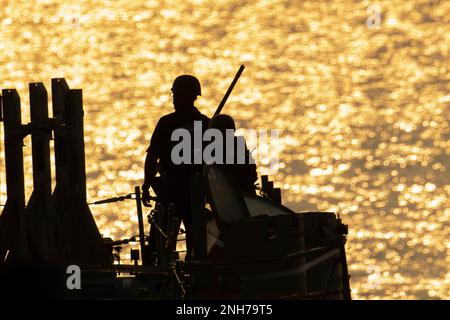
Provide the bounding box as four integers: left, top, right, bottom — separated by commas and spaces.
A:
135, 186, 147, 265
213, 65, 245, 116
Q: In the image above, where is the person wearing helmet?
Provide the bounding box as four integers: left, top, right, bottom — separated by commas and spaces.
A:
142, 75, 210, 258
208, 114, 258, 194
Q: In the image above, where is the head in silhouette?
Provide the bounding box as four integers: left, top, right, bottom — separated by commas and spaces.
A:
209, 114, 236, 135
171, 75, 201, 111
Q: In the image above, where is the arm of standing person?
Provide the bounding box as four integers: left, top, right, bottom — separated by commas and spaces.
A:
142, 118, 164, 206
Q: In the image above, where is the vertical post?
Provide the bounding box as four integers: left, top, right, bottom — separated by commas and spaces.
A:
272, 188, 281, 204
51, 78, 72, 229
266, 181, 274, 199
65, 89, 87, 201
27, 83, 60, 262
0, 89, 30, 263
261, 175, 269, 196
134, 186, 147, 265
29, 83, 53, 201
51, 78, 69, 191
56, 89, 110, 265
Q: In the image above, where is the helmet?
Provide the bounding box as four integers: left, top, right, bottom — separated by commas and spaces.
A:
171, 75, 201, 96
209, 114, 236, 132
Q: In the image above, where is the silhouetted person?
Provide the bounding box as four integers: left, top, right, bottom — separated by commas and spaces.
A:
208, 114, 257, 193
142, 75, 210, 258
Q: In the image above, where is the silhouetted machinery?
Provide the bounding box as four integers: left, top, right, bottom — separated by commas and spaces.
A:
0, 79, 351, 299
194, 166, 351, 299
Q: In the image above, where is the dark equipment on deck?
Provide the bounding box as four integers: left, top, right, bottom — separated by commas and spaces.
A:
199, 165, 350, 299
0, 77, 351, 300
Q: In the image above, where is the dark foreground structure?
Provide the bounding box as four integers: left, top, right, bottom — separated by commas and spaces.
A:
0, 79, 351, 299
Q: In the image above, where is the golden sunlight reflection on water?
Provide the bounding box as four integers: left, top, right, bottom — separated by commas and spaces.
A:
0, 0, 449, 299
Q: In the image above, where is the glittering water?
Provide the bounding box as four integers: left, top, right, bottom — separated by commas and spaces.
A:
0, 0, 449, 299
